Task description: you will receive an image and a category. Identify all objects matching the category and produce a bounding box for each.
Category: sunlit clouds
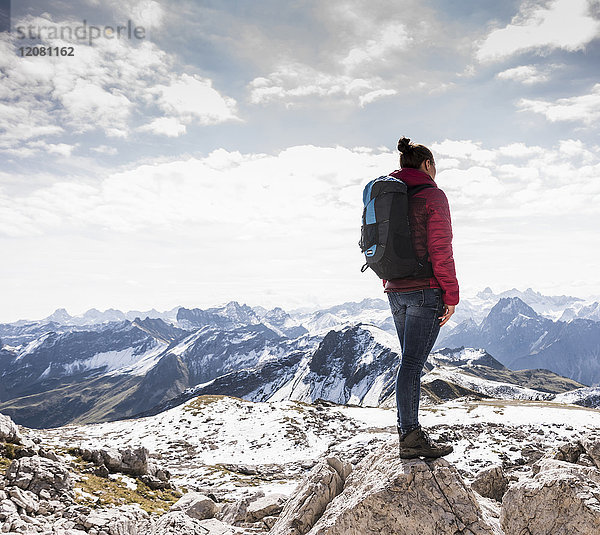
[1,0,600,320]
[476,0,600,62]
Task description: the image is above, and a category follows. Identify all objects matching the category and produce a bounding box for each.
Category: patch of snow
[357,373,388,407]
[63,341,167,377]
[109,473,137,490]
[431,348,488,365]
[35,394,600,501]
[358,324,398,351]
[16,332,53,360]
[169,329,207,356]
[105,342,169,377]
[553,386,600,405]
[422,367,552,401]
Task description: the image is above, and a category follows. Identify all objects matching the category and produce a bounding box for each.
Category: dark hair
[397,137,434,169]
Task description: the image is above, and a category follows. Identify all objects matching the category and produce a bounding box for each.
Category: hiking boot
[398,426,453,459]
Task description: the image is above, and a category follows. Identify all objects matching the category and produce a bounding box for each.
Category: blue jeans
[387,288,444,434]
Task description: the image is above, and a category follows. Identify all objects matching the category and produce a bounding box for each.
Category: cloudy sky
[1,0,599,322]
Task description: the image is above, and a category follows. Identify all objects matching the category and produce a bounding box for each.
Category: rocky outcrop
[10,407,600,535]
[304,439,496,535]
[0,413,22,444]
[581,435,600,468]
[80,504,152,534]
[153,512,247,534]
[553,440,586,463]
[501,437,600,535]
[502,457,600,534]
[269,457,352,535]
[5,455,73,500]
[245,493,287,523]
[151,510,209,534]
[79,446,149,475]
[169,492,218,520]
[218,490,264,526]
[76,445,172,489]
[471,465,509,502]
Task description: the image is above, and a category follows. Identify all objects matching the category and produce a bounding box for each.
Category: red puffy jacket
[383,168,459,306]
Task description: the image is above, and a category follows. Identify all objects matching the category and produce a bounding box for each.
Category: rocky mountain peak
[485,297,539,324]
[476,286,495,299]
[176,301,261,329]
[44,308,72,324]
[223,301,257,320]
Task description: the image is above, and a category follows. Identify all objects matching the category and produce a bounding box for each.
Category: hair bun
[397,137,412,153]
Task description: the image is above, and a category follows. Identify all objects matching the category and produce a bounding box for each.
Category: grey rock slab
[269,457,352,535]
[169,492,218,520]
[4,456,72,499]
[197,517,248,534]
[93,448,123,473]
[245,493,287,522]
[307,439,495,535]
[263,515,278,529]
[216,490,265,526]
[140,474,172,490]
[553,441,585,463]
[501,457,600,535]
[81,505,150,535]
[119,447,149,476]
[581,435,600,469]
[0,413,22,444]
[0,498,19,516]
[7,487,39,513]
[471,465,509,502]
[150,511,213,534]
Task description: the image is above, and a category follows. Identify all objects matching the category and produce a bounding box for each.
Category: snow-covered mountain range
[438,297,600,385]
[1,289,599,429]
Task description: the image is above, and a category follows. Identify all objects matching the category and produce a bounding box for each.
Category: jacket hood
[389,168,437,188]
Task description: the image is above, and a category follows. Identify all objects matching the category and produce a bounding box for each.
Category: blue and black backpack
[359,176,434,280]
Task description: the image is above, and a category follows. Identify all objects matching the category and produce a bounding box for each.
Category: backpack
[359,176,434,280]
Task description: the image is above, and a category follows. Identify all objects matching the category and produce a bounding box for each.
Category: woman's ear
[422,159,436,180]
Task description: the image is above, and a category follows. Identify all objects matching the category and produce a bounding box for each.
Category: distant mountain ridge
[7,287,599,333]
[1,290,599,428]
[138,329,585,419]
[439,296,600,385]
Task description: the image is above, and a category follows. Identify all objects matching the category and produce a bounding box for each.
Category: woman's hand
[439,304,455,327]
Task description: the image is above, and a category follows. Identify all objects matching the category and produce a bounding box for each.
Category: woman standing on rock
[384,137,459,459]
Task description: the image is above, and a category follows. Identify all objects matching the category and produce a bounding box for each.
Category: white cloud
[129,0,165,29]
[138,117,187,137]
[431,140,497,164]
[358,89,397,107]
[496,65,552,85]
[497,143,545,158]
[91,145,119,155]
[248,63,387,105]
[247,5,418,106]
[4,140,599,239]
[149,73,239,127]
[476,0,600,62]
[85,0,165,29]
[0,145,394,237]
[2,139,600,316]
[25,141,78,157]
[0,13,238,153]
[558,139,596,162]
[517,83,600,125]
[340,22,412,70]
